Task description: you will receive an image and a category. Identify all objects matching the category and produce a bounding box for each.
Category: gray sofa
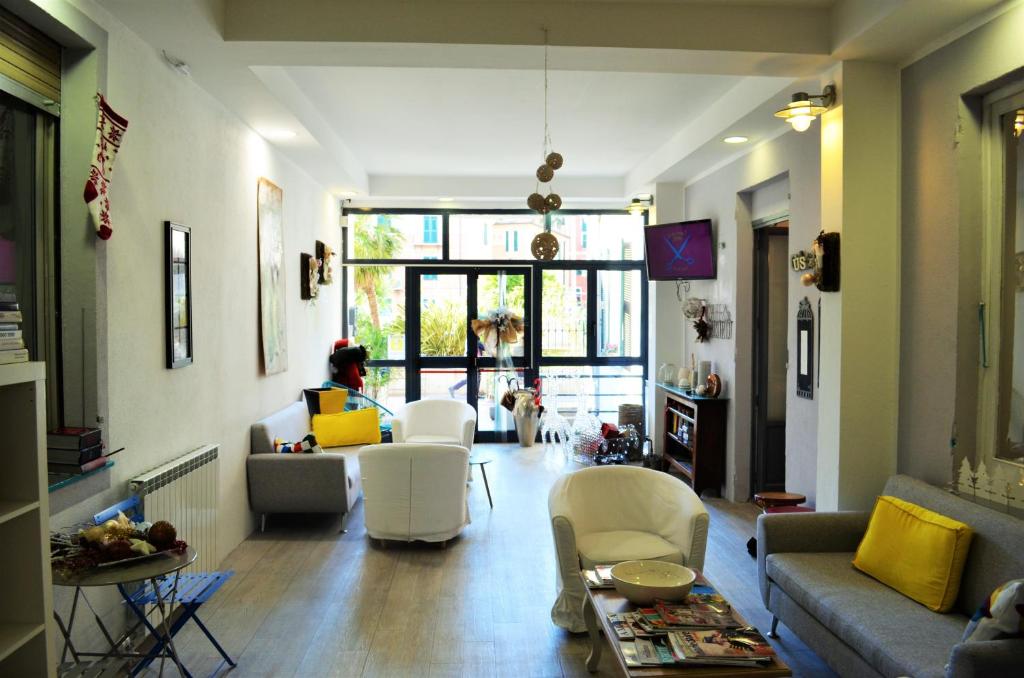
[757,474,1024,678]
[247,401,363,531]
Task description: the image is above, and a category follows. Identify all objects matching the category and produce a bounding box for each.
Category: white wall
[677,130,821,503]
[50,0,341,556]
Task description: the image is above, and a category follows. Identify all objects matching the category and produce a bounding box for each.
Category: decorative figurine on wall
[316,240,335,284]
[300,253,320,300]
[796,297,814,399]
[801,231,840,292]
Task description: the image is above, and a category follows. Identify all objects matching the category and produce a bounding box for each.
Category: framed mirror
[165,221,192,368]
[797,297,813,399]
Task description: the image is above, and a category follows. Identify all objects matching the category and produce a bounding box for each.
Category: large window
[343,209,647,437]
[0,90,59,426]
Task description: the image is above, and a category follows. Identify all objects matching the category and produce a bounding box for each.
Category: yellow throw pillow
[853,495,973,612]
[312,408,381,448]
[318,388,349,414]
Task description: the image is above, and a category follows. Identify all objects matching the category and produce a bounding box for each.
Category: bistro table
[52,547,197,676]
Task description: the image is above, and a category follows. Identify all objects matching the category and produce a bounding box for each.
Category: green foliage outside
[420,301,467,357]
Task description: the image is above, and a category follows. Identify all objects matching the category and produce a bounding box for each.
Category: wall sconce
[1015,110,1023,138]
[775,85,836,132]
[627,194,653,216]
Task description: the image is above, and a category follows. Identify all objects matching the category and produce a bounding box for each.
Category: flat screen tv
[644,219,716,281]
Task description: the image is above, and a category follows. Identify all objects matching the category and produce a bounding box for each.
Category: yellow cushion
[312,408,381,448]
[853,495,973,612]
[318,388,349,414]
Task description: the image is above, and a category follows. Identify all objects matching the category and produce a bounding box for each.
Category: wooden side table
[753,491,807,512]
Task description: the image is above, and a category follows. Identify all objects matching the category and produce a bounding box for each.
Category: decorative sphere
[527,193,545,211]
[801,272,817,287]
[545,193,562,210]
[546,152,564,170]
[531,232,560,260]
[536,164,554,182]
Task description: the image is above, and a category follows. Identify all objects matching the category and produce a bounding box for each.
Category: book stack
[609,585,777,669]
[0,284,27,365]
[47,427,106,476]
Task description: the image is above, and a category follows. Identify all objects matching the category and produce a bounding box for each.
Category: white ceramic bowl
[610,560,697,605]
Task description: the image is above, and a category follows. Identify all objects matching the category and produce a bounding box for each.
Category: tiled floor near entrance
[164,444,834,677]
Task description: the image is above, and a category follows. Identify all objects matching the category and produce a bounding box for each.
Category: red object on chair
[330,338,364,391]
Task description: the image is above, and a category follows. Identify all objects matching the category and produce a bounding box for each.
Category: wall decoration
[801,231,840,292]
[693,306,711,343]
[316,240,335,284]
[955,457,1024,515]
[165,221,192,369]
[300,253,320,300]
[790,249,816,272]
[257,178,288,375]
[84,94,129,240]
[797,297,814,399]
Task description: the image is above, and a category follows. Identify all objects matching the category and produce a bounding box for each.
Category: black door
[406,267,532,442]
[751,224,788,494]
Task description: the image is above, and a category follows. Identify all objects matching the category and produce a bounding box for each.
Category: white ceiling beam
[368,175,626,202]
[223,0,832,55]
[624,76,794,193]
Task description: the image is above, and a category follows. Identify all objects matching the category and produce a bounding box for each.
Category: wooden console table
[654,382,728,497]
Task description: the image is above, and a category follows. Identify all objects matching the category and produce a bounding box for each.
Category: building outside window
[423,215,439,244]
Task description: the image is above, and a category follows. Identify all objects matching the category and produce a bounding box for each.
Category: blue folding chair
[94,496,237,675]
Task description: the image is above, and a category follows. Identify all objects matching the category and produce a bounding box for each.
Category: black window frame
[341,207,649,426]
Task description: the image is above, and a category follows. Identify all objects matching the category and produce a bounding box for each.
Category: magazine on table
[669,628,776,664]
[582,564,615,588]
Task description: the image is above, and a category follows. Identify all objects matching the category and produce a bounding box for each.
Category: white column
[816,61,900,510]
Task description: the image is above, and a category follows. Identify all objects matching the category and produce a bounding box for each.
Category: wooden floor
[162,444,835,677]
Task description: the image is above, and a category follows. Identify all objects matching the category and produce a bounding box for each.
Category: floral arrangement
[51,512,187,576]
[470,308,524,357]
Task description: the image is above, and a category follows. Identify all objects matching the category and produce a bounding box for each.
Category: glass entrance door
[409,267,531,442]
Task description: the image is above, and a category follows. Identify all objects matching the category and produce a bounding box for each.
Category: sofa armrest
[946,639,1024,677]
[246,453,350,514]
[756,511,870,606]
[461,415,477,450]
[391,416,406,443]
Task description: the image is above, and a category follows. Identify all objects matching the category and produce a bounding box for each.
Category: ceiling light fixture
[257,127,297,141]
[775,85,836,132]
[528,28,563,262]
[626,194,653,216]
[723,136,749,144]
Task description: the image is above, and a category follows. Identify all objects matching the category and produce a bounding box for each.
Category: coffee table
[581,571,791,677]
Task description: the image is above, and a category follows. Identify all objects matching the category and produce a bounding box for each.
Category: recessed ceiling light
[723,136,749,144]
[256,127,296,141]
[438,197,454,202]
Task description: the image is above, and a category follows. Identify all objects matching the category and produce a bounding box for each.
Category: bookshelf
[654,382,728,498]
[0,362,55,676]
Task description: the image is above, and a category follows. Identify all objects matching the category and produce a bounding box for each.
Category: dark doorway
[751,222,789,494]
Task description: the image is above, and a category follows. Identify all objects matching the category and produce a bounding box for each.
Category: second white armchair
[391,399,477,451]
[548,465,710,632]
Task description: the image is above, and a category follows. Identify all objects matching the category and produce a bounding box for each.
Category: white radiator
[129,444,219,572]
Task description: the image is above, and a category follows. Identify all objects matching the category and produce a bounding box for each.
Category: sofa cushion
[313,408,381,447]
[767,551,967,678]
[853,495,974,612]
[577,530,683,569]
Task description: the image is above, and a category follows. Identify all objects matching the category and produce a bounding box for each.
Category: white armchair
[548,465,709,632]
[360,443,471,543]
[391,399,477,450]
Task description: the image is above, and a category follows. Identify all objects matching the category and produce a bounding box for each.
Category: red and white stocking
[83,94,129,240]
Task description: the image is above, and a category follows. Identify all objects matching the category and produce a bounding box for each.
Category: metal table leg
[479,464,494,508]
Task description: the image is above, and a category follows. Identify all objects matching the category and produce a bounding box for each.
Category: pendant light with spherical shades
[528,29,563,259]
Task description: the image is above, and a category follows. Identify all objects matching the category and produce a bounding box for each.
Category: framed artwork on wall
[257,177,288,375]
[165,221,193,368]
[797,297,814,399]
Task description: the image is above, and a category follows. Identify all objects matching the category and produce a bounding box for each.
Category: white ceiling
[96,0,1011,204]
[278,66,752,177]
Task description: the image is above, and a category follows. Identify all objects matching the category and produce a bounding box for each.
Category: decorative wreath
[471,308,525,357]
